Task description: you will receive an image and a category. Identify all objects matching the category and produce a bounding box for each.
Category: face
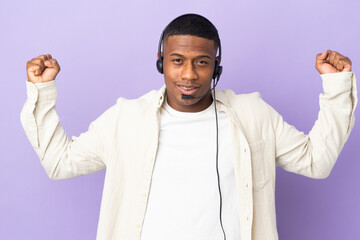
[162,35,218,112]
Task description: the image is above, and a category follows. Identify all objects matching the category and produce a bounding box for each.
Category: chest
[157,108,234,181]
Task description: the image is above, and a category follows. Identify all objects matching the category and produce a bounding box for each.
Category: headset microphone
[181,94,196,100]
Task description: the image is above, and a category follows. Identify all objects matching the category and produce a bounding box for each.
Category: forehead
[163,35,217,56]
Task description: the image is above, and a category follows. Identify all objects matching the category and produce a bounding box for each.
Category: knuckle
[27,61,36,67]
[32,58,44,64]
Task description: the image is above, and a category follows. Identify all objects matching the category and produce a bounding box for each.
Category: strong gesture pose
[21,14,357,240]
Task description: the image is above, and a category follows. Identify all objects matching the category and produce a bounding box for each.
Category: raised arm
[274,50,357,178]
[21,54,106,180]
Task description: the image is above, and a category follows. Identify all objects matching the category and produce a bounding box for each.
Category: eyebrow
[169,53,212,59]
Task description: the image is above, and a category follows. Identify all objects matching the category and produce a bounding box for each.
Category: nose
[180,61,198,81]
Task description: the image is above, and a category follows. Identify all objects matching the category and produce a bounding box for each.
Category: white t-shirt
[141,99,241,240]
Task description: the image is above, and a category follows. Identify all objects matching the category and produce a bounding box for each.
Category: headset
[156,14,227,240]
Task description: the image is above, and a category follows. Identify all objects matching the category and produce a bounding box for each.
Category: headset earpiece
[156,56,164,74]
[213,60,223,80]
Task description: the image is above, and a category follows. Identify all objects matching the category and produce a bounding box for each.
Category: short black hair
[163,13,220,49]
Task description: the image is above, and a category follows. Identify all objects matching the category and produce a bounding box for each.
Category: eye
[197,60,209,66]
[172,59,183,64]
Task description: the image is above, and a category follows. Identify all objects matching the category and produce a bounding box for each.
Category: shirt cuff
[320,72,354,93]
[26,80,57,102]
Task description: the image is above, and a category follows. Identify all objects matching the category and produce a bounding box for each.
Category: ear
[157,52,164,59]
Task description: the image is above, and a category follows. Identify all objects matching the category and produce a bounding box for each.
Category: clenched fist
[316,50,352,74]
[26,54,61,84]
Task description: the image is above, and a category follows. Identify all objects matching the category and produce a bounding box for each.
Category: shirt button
[142,192,147,197]
[246,183,249,188]
[136,223,141,228]
[244,148,247,153]
[246,216,249,221]
[149,157,154,162]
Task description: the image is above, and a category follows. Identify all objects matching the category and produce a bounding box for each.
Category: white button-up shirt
[20,72,357,240]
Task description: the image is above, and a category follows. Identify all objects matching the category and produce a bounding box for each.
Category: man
[21,14,357,240]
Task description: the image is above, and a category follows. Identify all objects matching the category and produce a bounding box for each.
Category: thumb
[316,50,329,64]
[44,60,52,66]
[44,59,61,72]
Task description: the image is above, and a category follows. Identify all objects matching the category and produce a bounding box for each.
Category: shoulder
[115,88,160,111]
[219,89,268,110]
[92,88,162,127]
[219,89,274,121]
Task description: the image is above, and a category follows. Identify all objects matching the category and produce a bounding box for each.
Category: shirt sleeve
[20,80,106,180]
[273,72,357,179]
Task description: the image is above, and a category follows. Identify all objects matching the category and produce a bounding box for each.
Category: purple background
[1,0,359,239]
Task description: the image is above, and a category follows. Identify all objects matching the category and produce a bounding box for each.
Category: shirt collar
[213,87,229,107]
[155,85,167,109]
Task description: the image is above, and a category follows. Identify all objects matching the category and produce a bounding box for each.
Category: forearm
[20,80,105,180]
[21,80,59,159]
[275,72,357,178]
[308,71,357,176]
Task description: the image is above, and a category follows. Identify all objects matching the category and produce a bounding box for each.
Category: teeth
[180,86,196,90]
